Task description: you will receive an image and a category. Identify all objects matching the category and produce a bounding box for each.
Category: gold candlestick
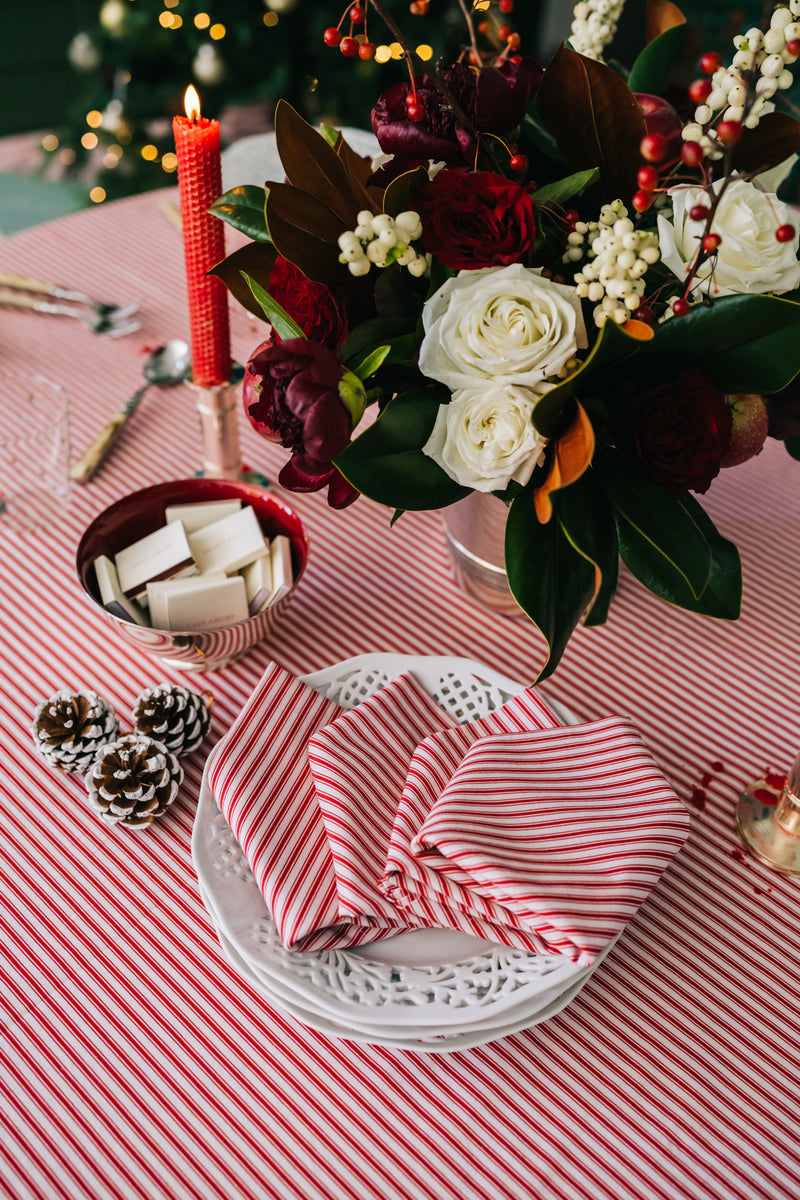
[736,751,800,875]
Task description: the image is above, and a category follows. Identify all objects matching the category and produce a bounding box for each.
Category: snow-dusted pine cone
[132,684,210,756]
[85,733,183,829]
[32,690,119,774]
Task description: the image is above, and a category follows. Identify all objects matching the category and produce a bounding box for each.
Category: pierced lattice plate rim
[192,653,604,1037]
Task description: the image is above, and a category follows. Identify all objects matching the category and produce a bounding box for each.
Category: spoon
[69,340,191,484]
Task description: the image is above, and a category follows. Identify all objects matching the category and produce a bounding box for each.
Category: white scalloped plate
[193,654,610,1047]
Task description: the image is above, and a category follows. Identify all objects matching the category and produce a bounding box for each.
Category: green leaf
[338,317,415,367]
[627,25,684,94]
[531,168,599,208]
[318,122,339,148]
[335,386,471,511]
[593,448,712,599]
[505,485,597,682]
[533,316,653,437]
[616,493,741,619]
[241,272,305,340]
[210,186,271,243]
[555,473,619,627]
[636,294,800,394]
[786,436,800,461]
[536,45,647,205]
[352,345,391,380]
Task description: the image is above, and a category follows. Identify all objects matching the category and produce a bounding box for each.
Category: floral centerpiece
[211,0,800,679]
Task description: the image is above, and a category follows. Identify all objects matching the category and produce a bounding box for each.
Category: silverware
[0,271,138,322]
[69,340,191,483]
[0,289,141,336]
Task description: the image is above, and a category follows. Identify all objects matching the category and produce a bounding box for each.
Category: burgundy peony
[245,338,360,508]
[623,367,733,494]
[414,169,535,269]
[268,256,349,350]
[371,58,542,169]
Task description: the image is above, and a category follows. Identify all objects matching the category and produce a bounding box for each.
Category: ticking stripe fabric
[307,671,456,927]
[403,719,691,965]
[3,192,800,1200]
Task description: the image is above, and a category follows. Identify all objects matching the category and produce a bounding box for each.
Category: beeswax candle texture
[173,114,231,388]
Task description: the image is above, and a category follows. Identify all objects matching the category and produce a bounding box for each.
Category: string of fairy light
[40,0,436,204]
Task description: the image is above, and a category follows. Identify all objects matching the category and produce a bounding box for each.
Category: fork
[0,271,138,322]
[0,289,141,336]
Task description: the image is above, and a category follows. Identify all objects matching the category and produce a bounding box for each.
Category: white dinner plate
[192,654,608,1049]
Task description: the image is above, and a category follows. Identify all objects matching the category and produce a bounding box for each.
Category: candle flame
[184,85,201,121]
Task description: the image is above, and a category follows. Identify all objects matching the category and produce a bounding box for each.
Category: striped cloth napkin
[307,671,457,928]
[383,714,691,966]
[208,662,422,952]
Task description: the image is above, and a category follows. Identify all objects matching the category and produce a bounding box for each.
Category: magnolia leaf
[531,168,599,208]
[635,294,800,394]
[555,472,619,626]
[646,0,686,41]
[533,317,653,437]
[786,436,800,461]
[383,166,430,218]
[594,448,711,599]
[534,401,596,523]
[617,493,741,619]
[208,242,277,319]
[265,183,347,283]
[627,24,685,94]
[336,385,471,510]
[210,186,271,243]
[505,485,597,682]
[732,112,800,177]
[536,45,647,205]
[333,131,384,212]
[352,345,391,380]
[241,272,305,340]
[274,99,363,227]
[338,317,416,367]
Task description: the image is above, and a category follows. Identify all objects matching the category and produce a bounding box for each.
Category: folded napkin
[384,712,691,965]
[307,671,457,927]
[208,663,418,952]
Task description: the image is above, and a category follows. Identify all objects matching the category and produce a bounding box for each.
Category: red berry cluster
[324,3,375,60]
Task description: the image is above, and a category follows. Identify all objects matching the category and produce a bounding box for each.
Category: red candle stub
[173,86,231,388]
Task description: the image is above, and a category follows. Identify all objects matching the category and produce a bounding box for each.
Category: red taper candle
[173,86,231,388]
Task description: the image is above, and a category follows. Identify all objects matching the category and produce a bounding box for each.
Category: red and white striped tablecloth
[1,192,799,1200]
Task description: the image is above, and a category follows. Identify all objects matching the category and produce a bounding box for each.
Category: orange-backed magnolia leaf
[732,111,800,176]
[646,0,686,42]
[536,46,646,205]
[265,183,348,283]
[620,318,655,342]
[208,242,277,319]
[334,131,383,213]
[274,99,363,228]
[534,402,596,524]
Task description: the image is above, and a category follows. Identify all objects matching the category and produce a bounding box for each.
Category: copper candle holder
[736,751,800,876]
[192,368,243,480]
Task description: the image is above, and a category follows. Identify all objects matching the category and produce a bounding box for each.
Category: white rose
[658,177,800,297]
[422,384,549,493]
[418,264,588,390]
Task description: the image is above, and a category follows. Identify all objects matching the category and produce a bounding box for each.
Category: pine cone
[132,684,210,756]
[85,733,183,829]
[32,690,119,774]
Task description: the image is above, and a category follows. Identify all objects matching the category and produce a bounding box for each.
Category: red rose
[414,170,535,269]
[623,367,733,494]
[268,256,349,350]
[245,338,360,508]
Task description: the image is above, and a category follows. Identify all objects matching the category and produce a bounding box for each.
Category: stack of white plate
[192,654,612,1053]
